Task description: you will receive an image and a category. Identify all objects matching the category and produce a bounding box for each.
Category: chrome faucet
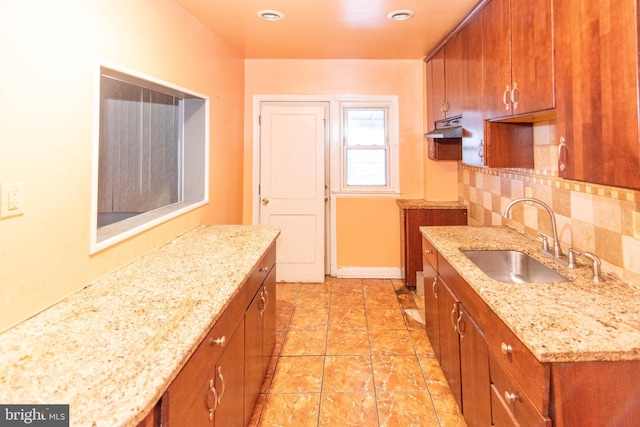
[503,197,565,263]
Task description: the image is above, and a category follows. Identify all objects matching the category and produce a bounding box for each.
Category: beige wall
[0,0,245,332]
[243,59,458,269]
[460,121,640,288]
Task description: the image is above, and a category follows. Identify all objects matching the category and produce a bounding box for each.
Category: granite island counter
[0,225,280,427]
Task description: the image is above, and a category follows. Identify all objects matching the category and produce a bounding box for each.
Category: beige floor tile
[366,308,407,330]
[364,292,400,308]
[328,306,367,330]
[329,290,365,309]
[277,283,300,304]
[325,330,370,355]
[296,292,331,309]
[298,282,332,292]
[322,355,374,392]
[281,330,327,356]
[430,390,466,427]
[276,306,294,331]
[318,392,378,426]
[419,356,448,386]
[289,308,329,331]
[257,393,321,427]
[372,355,428,392]
[376,391,440,426]
[269,356,324,393]
[331,278,363,292]
[409,330,436,358]
[369,329,416,355]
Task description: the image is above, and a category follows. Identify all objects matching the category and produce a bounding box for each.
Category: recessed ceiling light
[257,10,285,21]
[387,9,414,21]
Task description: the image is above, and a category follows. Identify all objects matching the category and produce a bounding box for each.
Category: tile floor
[248,277,467,427]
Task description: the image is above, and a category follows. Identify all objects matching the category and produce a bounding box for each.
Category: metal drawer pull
[501,342,513,355]
[211,336,226,346]
[450,304,458,331]
[425,249,433,254]
[432,277,438,299]
[207,379,218,420]
[216,366,225,405]
[504,391,519,404]
[259,266,269,272]
[503,85,511,111]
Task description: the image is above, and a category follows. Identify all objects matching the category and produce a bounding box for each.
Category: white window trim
[89,62,209,254]
[334,96,400,196]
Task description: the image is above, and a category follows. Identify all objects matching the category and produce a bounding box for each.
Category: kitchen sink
[462,250,570,284]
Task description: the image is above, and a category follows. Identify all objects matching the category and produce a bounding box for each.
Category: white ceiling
[174,0,482,59]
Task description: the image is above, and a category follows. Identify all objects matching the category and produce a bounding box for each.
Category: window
[91,65,208,253]
[340,99,399,194]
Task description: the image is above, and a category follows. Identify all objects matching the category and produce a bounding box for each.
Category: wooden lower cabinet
[422,236,640,426]
[458,305,491,427]
[422,254,440,362]
[244,266,276,424]
[162,245,276,427]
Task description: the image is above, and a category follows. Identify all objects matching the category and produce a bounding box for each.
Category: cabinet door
[460,11,485,167]
[262,267,277,375]
[444,32,463,118]
[437,278,462,408]
[482,0,512,119]
[458,305,491,427]
[431,49,446,122]
[555,0,640,190]
[510,0,554,115]
[244,287,265,424]
[214,322,245,427]
[423,255,440,361]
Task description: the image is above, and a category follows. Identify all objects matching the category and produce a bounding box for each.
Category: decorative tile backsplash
[458,121,640,289]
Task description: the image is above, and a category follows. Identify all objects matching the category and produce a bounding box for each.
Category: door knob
[261,198,269,205]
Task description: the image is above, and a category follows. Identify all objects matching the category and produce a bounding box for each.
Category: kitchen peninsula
[0,225,280,427]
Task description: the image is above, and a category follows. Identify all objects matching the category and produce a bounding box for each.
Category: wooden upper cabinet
[555,0,640,190]
[483,0,554,119]
[460,12,485,167]
[444,32,463,118]
[427,34,462,125]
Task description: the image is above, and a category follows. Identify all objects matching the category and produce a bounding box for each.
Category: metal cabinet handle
[259,266,269,272]
[424,248,433,254]
[263,286,269,308]
[456,311,465,341]
[511,82,520,111]
[432,277,438,299]
[207,378,218,420]
[501,342,513,355]
[478,140,485,160]
[503,85,511,111]
[443,98,449,115]
[211,336,226,347]
[259,293,266,317]
[450,303,458,331]
[504,390,519,404]
[558,136,568,172]
[216,366,225,405]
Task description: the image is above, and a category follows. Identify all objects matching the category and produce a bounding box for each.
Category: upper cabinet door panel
[510,0,554,114]
[445,32,463,118]
[482,0,512,119]
[461,12,485,167]
[431,49,446,123]
[555,0,640,190]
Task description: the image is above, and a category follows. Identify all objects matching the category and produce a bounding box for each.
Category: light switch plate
[0,181,25,219]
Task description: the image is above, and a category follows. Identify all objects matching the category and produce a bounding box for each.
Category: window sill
[332,190,401,198]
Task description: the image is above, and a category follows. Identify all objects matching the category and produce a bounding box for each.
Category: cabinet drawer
[485,310,549,414]
[245,244,276,300]
[490,354,552,427]
[422,236,438,270]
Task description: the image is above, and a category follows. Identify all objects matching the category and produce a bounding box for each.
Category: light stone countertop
[420,225,640,363]
[396,199,467,210]
[0,225,280,427]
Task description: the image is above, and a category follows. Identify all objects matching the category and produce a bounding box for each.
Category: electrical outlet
[0,182,25,219]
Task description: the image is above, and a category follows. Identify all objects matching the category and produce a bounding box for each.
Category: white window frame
[336,97,400,195]
[89,62,209,254]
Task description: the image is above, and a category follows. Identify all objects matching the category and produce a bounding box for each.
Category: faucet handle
[584,252,601,283]
[537,232,551,255]
[567,247,581,269]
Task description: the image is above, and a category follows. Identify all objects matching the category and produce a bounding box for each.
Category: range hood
[424,116,462,139]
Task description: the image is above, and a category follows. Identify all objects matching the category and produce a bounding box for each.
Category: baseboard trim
[335,267,403,279]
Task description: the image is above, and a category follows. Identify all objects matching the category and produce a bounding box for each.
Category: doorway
[257,101,330,282]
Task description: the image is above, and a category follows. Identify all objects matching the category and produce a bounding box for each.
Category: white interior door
[259,102,327,282]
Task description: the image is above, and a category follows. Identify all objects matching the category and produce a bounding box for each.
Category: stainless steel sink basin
[462,250,570,283]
